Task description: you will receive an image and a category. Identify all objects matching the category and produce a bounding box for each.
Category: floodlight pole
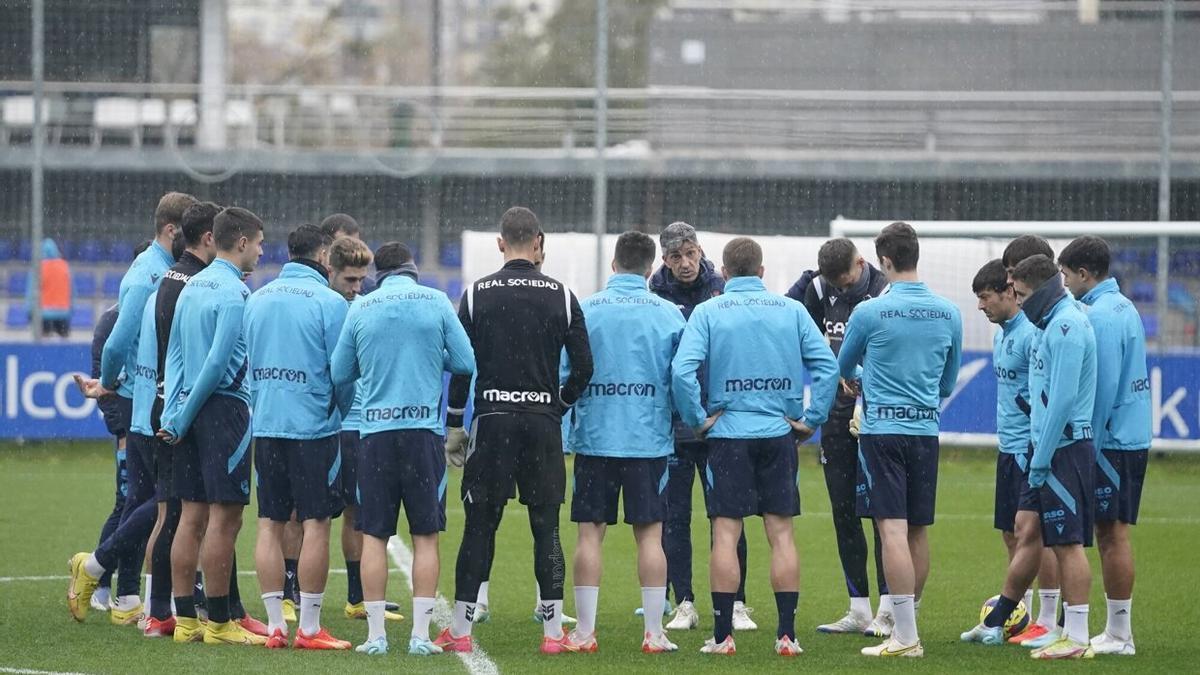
[1157,0,1174,351]
[593,0,609,291]
[29,0,45,342]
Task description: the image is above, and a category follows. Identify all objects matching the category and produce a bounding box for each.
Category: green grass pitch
[1,442,1197,673]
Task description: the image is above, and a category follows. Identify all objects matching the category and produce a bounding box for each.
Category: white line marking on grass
[0,662,92,667]
[0,575,69,583]
[387,535,499,675]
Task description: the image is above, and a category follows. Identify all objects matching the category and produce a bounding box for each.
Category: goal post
[828,218,1200,452]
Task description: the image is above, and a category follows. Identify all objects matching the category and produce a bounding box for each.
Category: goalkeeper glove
[849,405,862,438]
[444,427,468,467]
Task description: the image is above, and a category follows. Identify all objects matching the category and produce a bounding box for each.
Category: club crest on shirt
[1060,323,1070,335]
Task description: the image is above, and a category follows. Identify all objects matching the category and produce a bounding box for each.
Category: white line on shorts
[387,535,499,675]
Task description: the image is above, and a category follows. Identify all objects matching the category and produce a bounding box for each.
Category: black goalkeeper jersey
[448,259,593,424]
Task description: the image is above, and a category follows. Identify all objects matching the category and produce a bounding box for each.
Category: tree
[480,0,667,88]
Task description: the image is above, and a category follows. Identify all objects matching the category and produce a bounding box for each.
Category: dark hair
[133,239,152,258]
[1002,234,1053,270]
[613,231,656,274]
[288,224,332,261]
[972,258,1010,295]
[874,222,919,272]
[374,242,413,272]
[817,238,858,280]
[499,206,540,246]
[1011,254,1059,288]
[330,237,372,270]
[180,201,222,247]
[1058,235,1110,279]
[154,192,198,234]
[320,213,361,239]
[213,207,264,252]
[722,237,763,277]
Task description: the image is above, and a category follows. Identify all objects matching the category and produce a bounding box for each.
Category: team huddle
[65,193,1147,661]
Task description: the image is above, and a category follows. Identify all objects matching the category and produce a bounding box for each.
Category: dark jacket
[649,257,725,442]
[91,304,123,436]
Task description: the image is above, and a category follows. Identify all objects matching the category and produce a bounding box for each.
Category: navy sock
[208,595,231,624]
[984,595,1019,628]
[712,592,736,643]
[228,558,245,618]
[284,558,300,603]
[775,591,798,640]
[346,560,364,605]
[150,597,172,620]
[174,595,196,619]
[736,534,749,603]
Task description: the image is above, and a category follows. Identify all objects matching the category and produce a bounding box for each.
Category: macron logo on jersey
[364,405,433,422]
[482,389,553,404]
[724,377,792,393]
[586,382,657,397]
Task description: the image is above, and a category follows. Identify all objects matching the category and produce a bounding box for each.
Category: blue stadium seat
[0,239,13,262]
[439,242,462,268]
[1129,280,1156,304]
[1170,250,1200,277]
[445,279,463,301]
[105,240,133,263]
[5,305,28,328]
[262,242,289,265]
[1141,313,1159,339]
[6,273,28,298]
[16,240,33,261]
[78,239,104,264]
[71,306,94,329]
[102,271,124,298]
[73,272,97,298]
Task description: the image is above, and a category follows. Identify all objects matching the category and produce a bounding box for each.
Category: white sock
[541,599,565,639]
[452,601,475,637]
[1037,588,1060,629]
[93,586,111,607]
[574,586,599,637]
[850,596,872,620]
[1064,602,1089,644]
[477,581,490,606]
[1022,588,1034,615]
[299,591,323,636]
[84,553,106,578]
[411,597,435,641]
[262,592,285,633]
[877,593,893,616]
[365,600,387,641]
[642,586,667,636]
[890,594,918,646]
[113,594,140,611]
[143,574,152,608]
[1106,596,1132,640]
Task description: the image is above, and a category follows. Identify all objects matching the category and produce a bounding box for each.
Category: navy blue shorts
[1095,449,1148,525]
[172,395,252,505]
[1021,440,1095,547]
[254,435,344,522]
[994,451,1030,532]
[571,455,669,525]
[704,434,800,519]
[154,440,173,501]
[338,430,361,507]
[358,429,447,538]
[112,395,133,439]
[125,432,160,506]
[856,434,939,526]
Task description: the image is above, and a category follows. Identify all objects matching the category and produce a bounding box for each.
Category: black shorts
[856,434,939,526]
[994,451,1030,532]
[571,455,669,525]
[1095,449,1148,525]
[339,430,361,507]
[358,429,447,538]
[125,432,159,505]
[255,436,344,522]
[1019,440,1095,547]
[112,395,133,439]
[172,395,252,505]
[704,434,800,519]
[154,440,174,501]
[462,412,565,507]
